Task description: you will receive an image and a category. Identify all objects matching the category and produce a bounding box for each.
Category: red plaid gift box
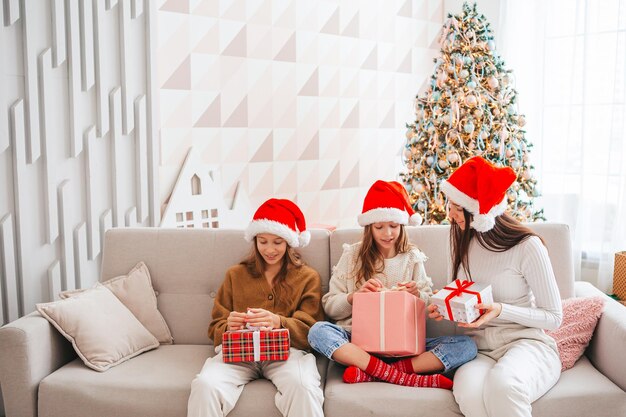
[222,329,290,363]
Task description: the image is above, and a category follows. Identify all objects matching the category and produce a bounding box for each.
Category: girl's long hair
[450,211,542,281]
[354,224,412,288]
[240,238,304,305]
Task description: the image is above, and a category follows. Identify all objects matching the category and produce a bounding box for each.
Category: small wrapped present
[352,290,426,357]
[222,328,290,363]
[430,279,493,324]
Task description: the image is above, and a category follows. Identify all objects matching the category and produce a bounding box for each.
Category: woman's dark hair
[450,211,543,281]
[240,237,304,305]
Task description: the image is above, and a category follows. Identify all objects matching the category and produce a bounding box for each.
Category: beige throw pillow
[37,285,159,372]
[60,262,173,344]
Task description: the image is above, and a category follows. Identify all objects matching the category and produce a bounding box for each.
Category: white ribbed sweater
[322,242,433,331]
[451,236,563,330]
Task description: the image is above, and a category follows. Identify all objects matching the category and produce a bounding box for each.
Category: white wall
[157,0,446,228]
[0,1,160,325]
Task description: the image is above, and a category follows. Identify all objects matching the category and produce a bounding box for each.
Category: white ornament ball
[404,148,412,159]
[506,149,513,158]
[460,69,469,79]
[500,128,509,141]
[511,160,521,169]
[465,95,478,107]
[523,170,532,180]
[518,115,526,127]
[480,130,489,140]
[474,108,483,118]
[447,153,459,163]
[426,156,434,166]
[488,76,499,90]
[438,159,449,169]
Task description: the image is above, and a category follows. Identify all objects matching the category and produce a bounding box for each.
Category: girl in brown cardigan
[187,199,324,417]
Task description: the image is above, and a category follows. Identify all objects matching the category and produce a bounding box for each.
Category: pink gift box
[352,290,426,357]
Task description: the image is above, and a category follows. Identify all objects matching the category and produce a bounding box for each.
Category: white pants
[187,348,324,417]
[453,327,561,417]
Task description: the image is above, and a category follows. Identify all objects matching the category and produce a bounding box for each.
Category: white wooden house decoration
[160,147,252,229]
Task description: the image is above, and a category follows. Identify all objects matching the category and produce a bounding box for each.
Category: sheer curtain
[498,0,626,292]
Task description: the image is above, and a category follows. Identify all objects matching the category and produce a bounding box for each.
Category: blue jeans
[308,321,477,372]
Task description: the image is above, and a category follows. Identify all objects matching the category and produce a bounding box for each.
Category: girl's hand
[227,311,247,331]
[397,281,420,297]
[347,278,383,304]
[245,308,281,330]
[457,303,502,328]
[427,303,444,321]
[358,278,383,293]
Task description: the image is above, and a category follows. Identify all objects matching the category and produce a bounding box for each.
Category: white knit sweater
[451,236,563,330]
[322,242,433,331]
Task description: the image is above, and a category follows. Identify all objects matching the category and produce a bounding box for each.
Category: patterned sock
[359,356,453,389]
[342,358,414,383]
[389,357,415,373]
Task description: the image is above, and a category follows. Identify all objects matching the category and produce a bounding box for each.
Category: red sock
[343,366,376,383]
[364,356,453,389]
[342,358,414,383]
[390,357,414,373]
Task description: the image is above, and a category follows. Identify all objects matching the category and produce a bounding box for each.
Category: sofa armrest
[575,281,626,391]
[0,312,76,417]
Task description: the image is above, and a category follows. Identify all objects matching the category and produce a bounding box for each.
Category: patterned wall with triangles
[158,0,444,227]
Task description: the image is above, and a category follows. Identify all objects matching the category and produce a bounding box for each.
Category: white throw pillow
[60,262,173,344]
[37,285,159,372]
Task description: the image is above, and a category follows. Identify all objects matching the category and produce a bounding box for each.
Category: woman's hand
[427,303,445,321]
[347,278,383,304]
[457,303,502,328]
[227,311,247,331]
[397,281,420,298]
[245,308,281,330]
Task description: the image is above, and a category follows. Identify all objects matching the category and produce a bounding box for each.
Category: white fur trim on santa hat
[244,219,301,247]
[470,197,508,232]
[441,180,508,232]
[358,208,409,227]
[298,230,311,247]
[409,212,423,226]
[440,180,480,214]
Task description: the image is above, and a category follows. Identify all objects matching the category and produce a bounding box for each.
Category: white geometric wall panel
[158,0,444,229]
[0,0,160,326]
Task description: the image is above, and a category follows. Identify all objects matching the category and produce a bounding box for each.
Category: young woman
[435,156,563,417]
[187,199,324,417]
[308,180,477,389]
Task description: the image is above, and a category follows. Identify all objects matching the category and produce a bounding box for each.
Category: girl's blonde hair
[240,238,304,304]
[353,224,412,288]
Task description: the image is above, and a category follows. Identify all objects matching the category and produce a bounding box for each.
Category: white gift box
[430,280,494,324]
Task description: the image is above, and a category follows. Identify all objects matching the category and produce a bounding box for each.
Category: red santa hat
[244,198,310,248]
[441,156,517,232]
[357,180,422,227]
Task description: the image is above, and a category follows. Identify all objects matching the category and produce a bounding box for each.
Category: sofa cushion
[323,356,626,417]
[99,229,331,344]
[532,356,626,417]
[546,296,604,370]
[39,345,329,417]
[36,285,159,372]
[324,361,461,417]
[60,262,174,344]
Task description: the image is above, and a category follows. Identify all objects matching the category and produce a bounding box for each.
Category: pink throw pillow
[546,296,605,371]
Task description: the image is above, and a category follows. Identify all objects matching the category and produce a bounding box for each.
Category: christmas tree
[401,2,544,225]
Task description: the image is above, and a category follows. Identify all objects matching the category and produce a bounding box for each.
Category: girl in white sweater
[308,180,477,389]
[437,156,563,417]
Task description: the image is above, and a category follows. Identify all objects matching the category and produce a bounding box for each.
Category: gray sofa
[1,224,625,417]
